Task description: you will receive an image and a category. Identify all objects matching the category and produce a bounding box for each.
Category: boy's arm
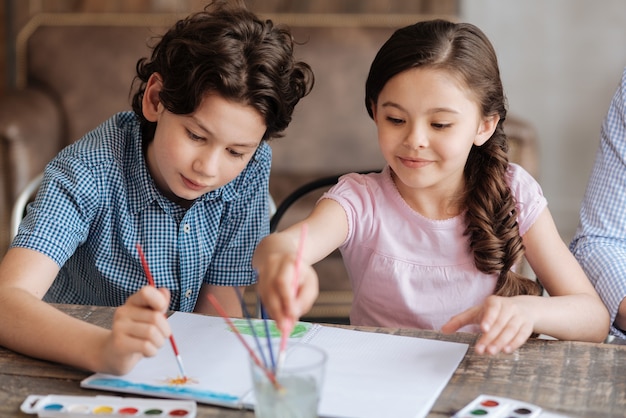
[0,248,106,369]
[0,247,172,374]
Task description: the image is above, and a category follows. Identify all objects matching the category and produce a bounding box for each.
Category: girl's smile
[398,156,434,169]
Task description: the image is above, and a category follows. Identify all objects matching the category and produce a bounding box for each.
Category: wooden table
[1,304,625,417]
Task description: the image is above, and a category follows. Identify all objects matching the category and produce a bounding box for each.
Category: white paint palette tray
[20,394,197,418]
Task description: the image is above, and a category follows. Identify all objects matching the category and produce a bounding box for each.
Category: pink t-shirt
[322,164,547,332]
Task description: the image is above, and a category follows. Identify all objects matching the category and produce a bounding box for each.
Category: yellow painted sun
[163,376,197,386]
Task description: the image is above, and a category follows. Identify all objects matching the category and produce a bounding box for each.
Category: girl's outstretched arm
[442,208,610,353]
[253,198,348,330]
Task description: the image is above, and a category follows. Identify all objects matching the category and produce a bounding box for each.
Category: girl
[254,19,609,354]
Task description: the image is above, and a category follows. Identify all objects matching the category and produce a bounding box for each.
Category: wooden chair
[10,172,43,240]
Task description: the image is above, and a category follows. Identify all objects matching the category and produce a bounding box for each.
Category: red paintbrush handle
[136,243,186,377]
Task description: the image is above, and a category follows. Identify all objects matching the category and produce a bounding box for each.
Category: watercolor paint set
[20,394,197,418]
[453,394,543,418]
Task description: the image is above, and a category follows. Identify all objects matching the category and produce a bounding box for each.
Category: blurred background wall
[0,0,456,96]
[2,0,626,244]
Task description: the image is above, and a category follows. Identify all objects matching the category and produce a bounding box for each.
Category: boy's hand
[441,295,535,355]
[100,285,171,375]
[257,252,318,332]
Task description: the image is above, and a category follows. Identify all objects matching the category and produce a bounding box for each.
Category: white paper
[82,312,468,418]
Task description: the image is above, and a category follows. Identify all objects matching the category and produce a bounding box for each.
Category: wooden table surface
[1,304,625,417]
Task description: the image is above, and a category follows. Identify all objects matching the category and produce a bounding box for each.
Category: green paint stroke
[232,319,311,338]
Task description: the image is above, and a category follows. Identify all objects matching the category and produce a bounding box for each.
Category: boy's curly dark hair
[365,19,541,298]
[131,0,314,143]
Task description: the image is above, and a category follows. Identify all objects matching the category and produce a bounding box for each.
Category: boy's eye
[228,148,245,158]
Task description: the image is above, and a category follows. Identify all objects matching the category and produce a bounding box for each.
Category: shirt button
[183,224,191,233]
[184,289,193,298]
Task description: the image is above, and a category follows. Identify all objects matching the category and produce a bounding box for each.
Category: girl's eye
[386,116,404,125]
[186,129,203,141]
[432,123,451,129]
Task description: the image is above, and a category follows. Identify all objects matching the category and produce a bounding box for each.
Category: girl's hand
[441,295,536,355]
[99,285,172,375]
[254,200,348,332]
[256,251,318,332]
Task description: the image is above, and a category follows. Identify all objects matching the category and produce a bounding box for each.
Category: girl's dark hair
[365,19,541,298]
[131,0,314,143]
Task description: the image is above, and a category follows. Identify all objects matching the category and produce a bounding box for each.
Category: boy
[0,0,313,375]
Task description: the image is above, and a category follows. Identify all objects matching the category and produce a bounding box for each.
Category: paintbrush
[234,287,268,368]
[276,223,308,372]
[136,243,188,380]
[262,306,276,372]
[206,294,282,390]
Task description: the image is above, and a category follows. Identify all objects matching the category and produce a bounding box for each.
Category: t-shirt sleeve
[11,156,99,267]
[506,163,548,236]
[320,172,373,248]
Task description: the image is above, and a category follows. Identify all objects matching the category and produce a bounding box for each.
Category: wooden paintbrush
[136,243,187,380]
[276,223,308,372]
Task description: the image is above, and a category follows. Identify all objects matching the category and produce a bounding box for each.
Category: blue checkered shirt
[570,67,626,338]
[12,112,271,312]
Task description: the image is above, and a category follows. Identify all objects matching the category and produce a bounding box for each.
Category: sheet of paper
[82,312,468,417]
[303,325,468,418]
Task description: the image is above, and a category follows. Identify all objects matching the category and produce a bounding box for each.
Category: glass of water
[250,343,327,418]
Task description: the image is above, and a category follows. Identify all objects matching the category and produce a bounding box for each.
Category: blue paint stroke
[86,378,240,404]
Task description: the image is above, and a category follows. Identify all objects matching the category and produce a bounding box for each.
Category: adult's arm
[570,67,626,339]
